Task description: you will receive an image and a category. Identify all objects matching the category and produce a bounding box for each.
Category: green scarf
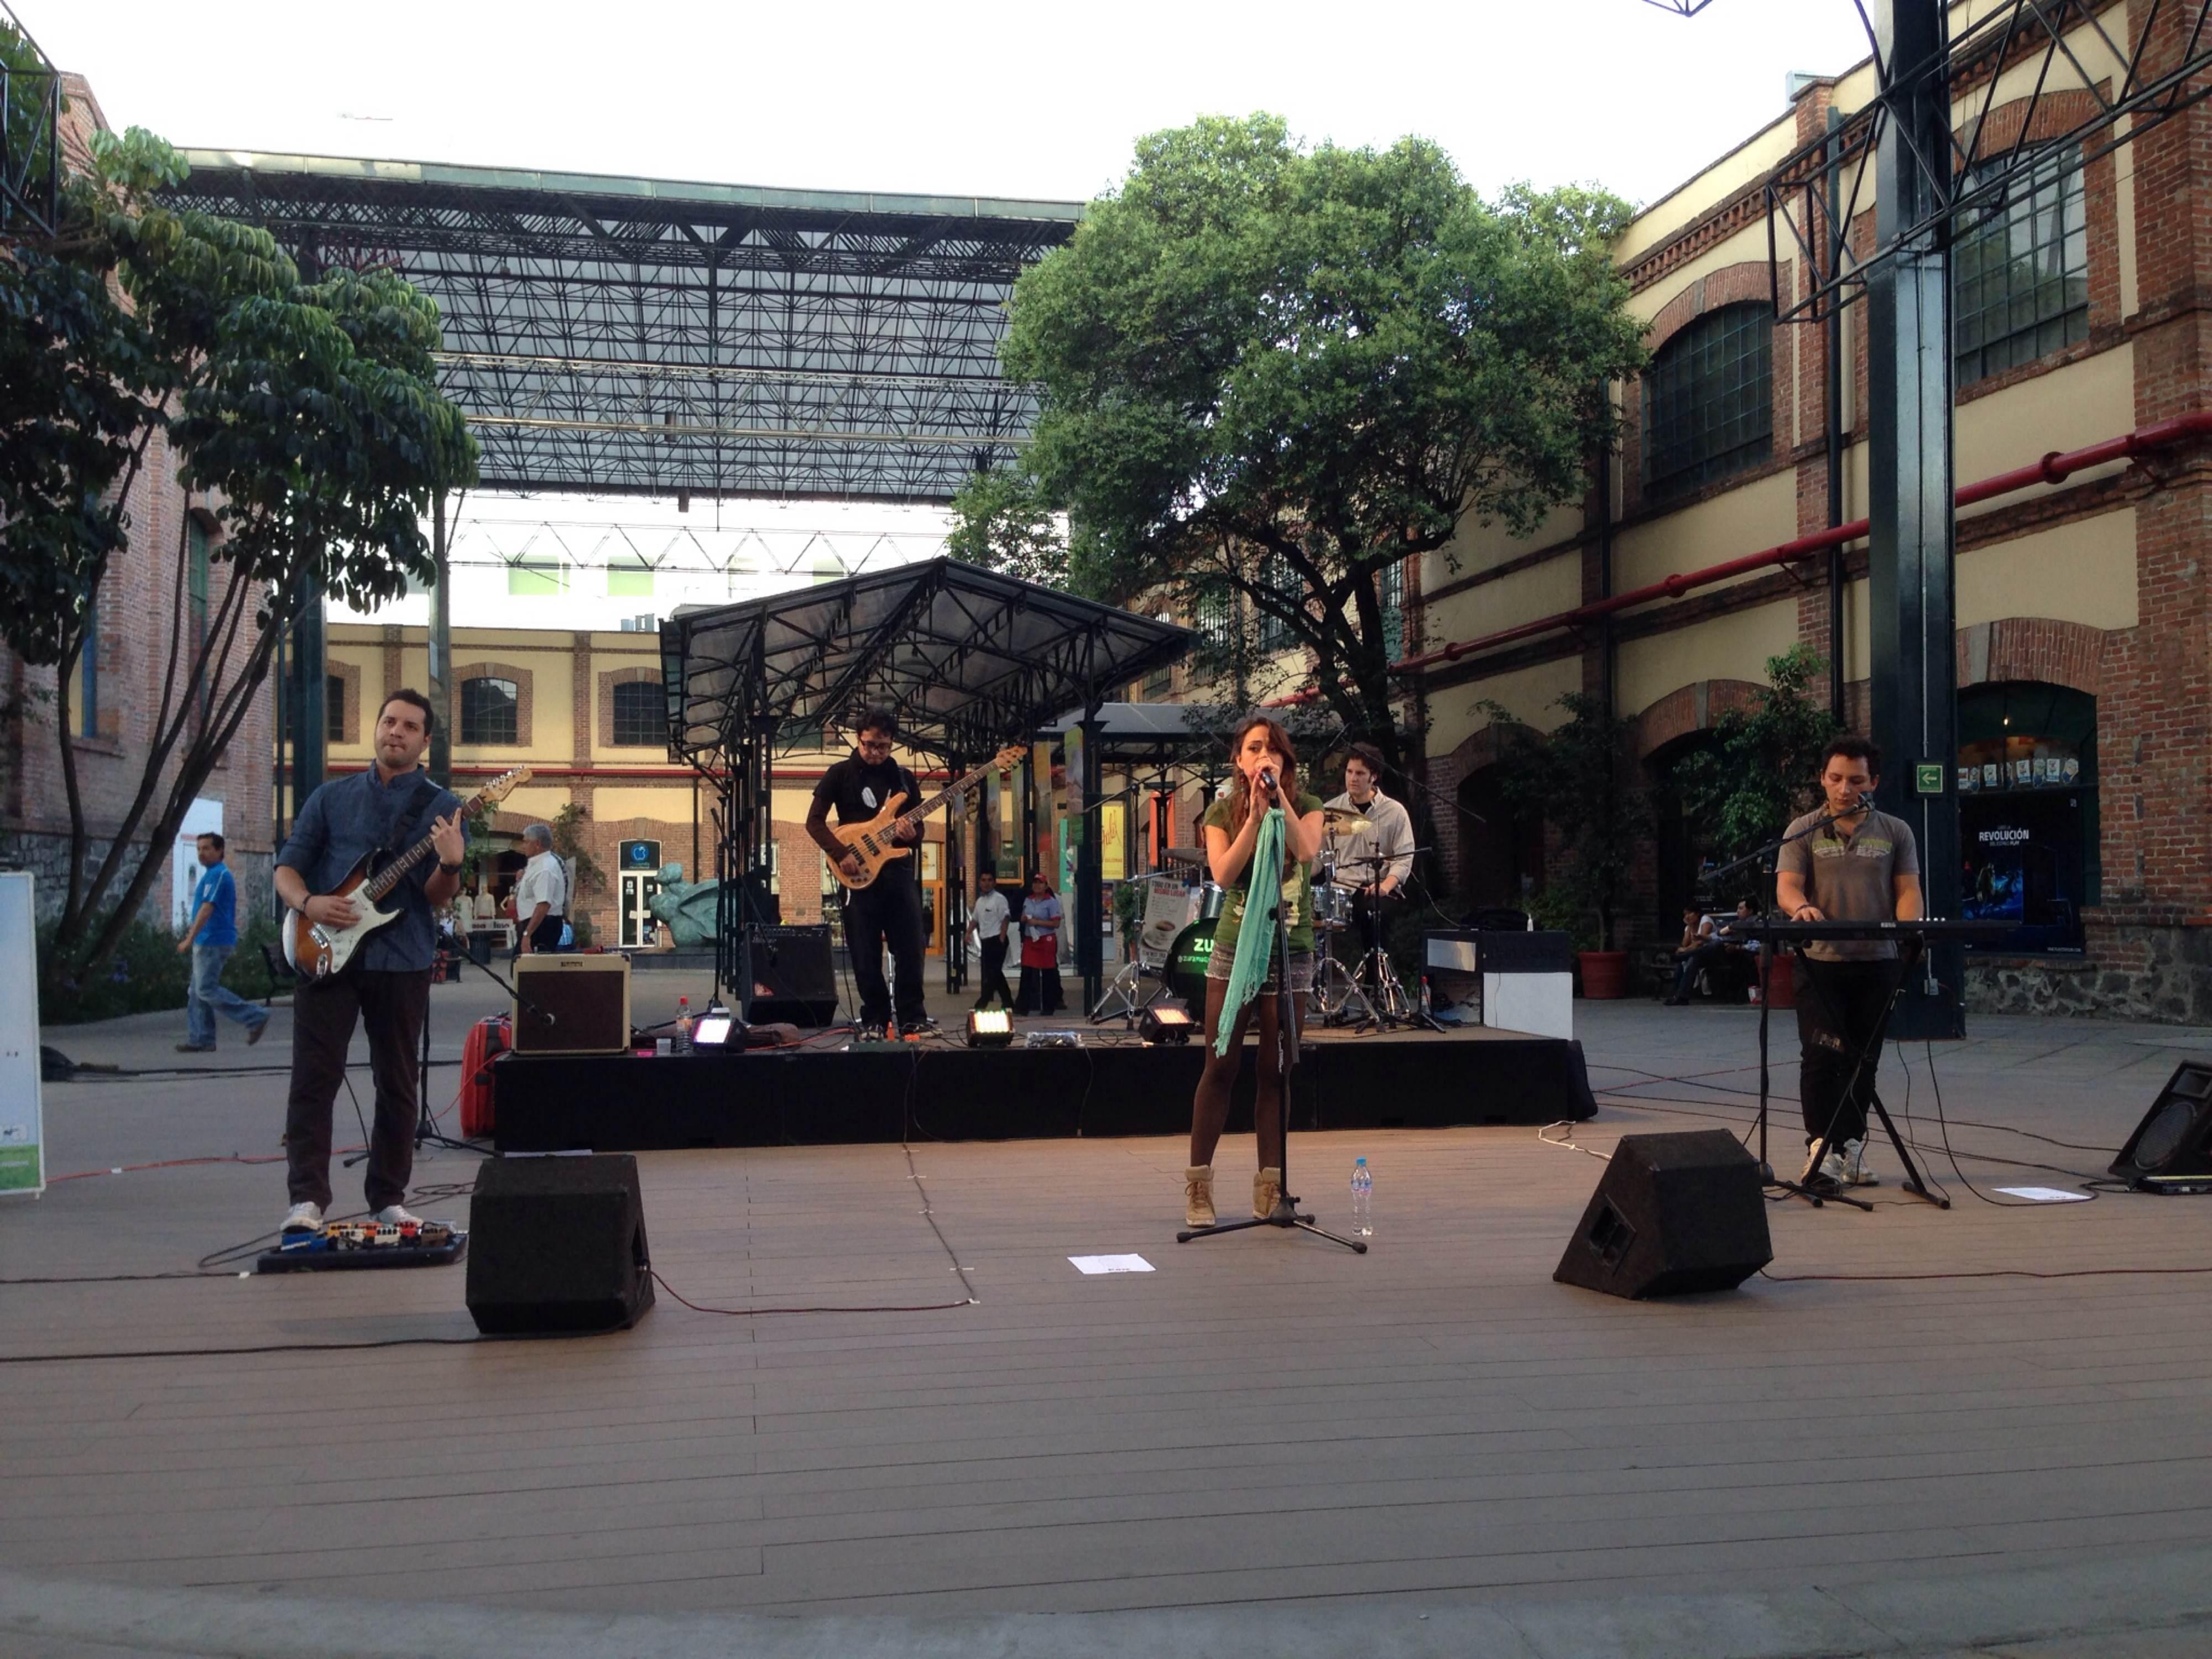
[1213,805,1285,1057]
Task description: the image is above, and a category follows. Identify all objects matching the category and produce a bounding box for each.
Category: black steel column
[293,576,327,808]
[1867,0,1961,1036]
[1075,711,1105,1008]
[427,489,452,789]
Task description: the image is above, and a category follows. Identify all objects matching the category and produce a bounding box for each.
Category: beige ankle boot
[1253,1166,1282,1219]
[1183,1165,1216,1228]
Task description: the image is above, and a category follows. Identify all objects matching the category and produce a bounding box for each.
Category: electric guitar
[828,745,1027,890]
[283,766,533,980]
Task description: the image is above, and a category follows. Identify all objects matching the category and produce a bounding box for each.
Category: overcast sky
[36,0,1876,554]
[44,0,1871,212]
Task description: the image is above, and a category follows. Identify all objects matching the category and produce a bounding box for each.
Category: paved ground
[7,984,2212,1657]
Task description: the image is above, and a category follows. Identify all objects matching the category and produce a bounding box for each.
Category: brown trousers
[285,968,430,1212]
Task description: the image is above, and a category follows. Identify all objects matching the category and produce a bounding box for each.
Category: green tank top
[1203,791,1324,959]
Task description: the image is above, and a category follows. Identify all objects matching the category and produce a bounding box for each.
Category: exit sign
[1914,763,1944,796]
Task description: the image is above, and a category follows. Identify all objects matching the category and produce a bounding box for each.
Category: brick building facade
[1408,5,2212,1021]
[0,76,276,933]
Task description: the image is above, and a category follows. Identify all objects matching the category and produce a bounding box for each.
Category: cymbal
[1321,808,1374,833]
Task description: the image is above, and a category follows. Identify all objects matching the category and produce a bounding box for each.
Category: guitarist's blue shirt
[277,766,465,973]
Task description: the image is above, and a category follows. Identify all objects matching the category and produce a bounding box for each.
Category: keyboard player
[1773,737,1923,1194]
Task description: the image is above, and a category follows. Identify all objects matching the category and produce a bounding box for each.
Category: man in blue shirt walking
[175,832,269,1052]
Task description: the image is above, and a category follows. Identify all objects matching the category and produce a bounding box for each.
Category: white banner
[0,872,44,1196]
[1137,878,1199,969]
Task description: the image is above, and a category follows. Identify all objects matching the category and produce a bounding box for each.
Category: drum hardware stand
[1178,847,1365,1255]
[1089,954,1165,1025]
[1331,846,1447,1034]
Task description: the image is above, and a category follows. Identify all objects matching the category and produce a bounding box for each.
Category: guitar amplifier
[738,925,838,1027]
[512,954,631,1055]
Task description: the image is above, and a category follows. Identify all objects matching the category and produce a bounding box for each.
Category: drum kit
[1087,810,1423,1030]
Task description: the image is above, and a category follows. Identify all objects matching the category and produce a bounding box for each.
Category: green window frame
[1642,302,1773,501]
[607,566,655,598]
[1955,146,2089,387]
[610,680,663,747]
[507,561,566,597]
[460,676,519,745]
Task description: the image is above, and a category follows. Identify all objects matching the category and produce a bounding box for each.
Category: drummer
[1323,743,1416,958]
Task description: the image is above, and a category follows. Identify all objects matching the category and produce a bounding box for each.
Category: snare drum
[1312,883,1354,932]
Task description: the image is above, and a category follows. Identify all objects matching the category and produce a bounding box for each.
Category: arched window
[460,676,519,745]
[1642,302,1773,500]
[1955,147,2088,386]
[610,679,663,747]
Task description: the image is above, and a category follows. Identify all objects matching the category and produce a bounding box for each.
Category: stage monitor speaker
[740,924,837,1026]
[511,954,630,1055]
[466,1153,654,1335]
[2109,1061,2212,1189]
[1554,1130,1771,1300]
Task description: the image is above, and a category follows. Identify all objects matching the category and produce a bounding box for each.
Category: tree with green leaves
[1481,692,1651,953]
[952,114,1647,767]
[1672,644,1843,865]
[1,127,477,992]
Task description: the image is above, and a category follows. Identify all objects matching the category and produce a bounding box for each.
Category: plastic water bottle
[675,996,693,1055]
[1350,1157,1373,1237]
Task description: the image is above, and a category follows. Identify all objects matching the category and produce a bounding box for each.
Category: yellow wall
[1426,656,1584,759]
[1434,499,1584,583]
[1955,347,2135,518]
[591,786,696,824]
[1616,600,1799,722]
[1959,508,2139,631]
[1421,551,1585,658]
[1611,468,1798,599]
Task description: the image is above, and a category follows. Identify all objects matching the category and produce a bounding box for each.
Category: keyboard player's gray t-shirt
[1776,807,1920,962]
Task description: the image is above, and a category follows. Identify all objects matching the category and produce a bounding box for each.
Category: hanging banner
[0,872,44,1196]
[1100,800,1126,879]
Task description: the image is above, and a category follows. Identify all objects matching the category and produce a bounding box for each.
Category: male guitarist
[273,688,466,1233]
[807,707,931,1040]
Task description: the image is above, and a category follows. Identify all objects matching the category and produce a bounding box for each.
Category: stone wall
[1965,915,2212,1025]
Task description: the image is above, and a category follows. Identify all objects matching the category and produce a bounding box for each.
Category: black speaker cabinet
[1554,1130,1772,1299]
[466,1154,654,1335]
[740,924,837,1026]
[511,955,630,1055]
[2110,1061,2212,1189]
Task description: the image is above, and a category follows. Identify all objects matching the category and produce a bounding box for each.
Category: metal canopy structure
[165,151,1084,503]
[662,557,1191,995]
[665,557,1192,764]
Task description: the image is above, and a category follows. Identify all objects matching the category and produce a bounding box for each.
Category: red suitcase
[460,1014,510,1138]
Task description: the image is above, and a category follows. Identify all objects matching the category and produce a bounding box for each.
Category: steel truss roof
[164,152,1083,503]
[663,558,1193,763]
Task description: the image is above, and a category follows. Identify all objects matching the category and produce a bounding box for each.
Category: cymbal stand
[1089,953,1163,1024]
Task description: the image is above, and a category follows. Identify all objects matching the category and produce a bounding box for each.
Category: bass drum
[1165,917,1218,1007]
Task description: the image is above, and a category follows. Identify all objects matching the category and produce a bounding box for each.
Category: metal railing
[0,0,60,234]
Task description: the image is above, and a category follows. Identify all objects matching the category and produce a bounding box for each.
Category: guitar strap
[379,775,446,860]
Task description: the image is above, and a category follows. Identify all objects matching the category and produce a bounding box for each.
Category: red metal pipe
[1266,411,2212,706]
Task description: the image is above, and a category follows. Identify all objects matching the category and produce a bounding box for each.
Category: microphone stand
[1179,790,1365,1254]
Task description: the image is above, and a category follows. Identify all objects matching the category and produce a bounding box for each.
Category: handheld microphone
[1258,766,1278,793]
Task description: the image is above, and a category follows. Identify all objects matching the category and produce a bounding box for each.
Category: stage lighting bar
[966,1008,1014,1049]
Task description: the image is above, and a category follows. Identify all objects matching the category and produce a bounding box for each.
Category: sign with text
[0,873,44,1194]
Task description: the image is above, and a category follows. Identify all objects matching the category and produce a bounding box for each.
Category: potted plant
[1484,692,1650,999]
[1673,645,1841,1013]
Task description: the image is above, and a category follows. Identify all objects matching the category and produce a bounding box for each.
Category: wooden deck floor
[7,997,2212,1621]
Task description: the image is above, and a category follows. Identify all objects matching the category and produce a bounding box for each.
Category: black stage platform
[491,1030,1595,1151]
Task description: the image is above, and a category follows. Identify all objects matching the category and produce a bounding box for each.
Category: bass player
[273,688,466,1234]
[807,706,931,1040]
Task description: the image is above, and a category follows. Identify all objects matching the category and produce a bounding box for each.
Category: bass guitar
[828,745,1026,890]
[283,766,533,980]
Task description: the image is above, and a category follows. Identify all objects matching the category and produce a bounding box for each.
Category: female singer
[1182,715,1326,1227]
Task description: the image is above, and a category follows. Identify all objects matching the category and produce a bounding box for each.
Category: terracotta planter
[1577,949,1630,1000]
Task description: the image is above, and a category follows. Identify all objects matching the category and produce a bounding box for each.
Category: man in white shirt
[968,867,1015,1010]
[513,824,567,954]
[1323,743,1416,957]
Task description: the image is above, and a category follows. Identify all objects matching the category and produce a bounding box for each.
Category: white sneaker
[1839,1138,1881,1186]
[371,1204,422,1228]
[281,1201,324,1234]
[1798,1144,1848,1193]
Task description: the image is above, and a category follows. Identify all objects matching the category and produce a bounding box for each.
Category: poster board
[0,872,44,1196]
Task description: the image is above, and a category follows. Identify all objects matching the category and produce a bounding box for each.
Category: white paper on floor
[1069,1254,1154,1274]
[1994,1186,2093,1203]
